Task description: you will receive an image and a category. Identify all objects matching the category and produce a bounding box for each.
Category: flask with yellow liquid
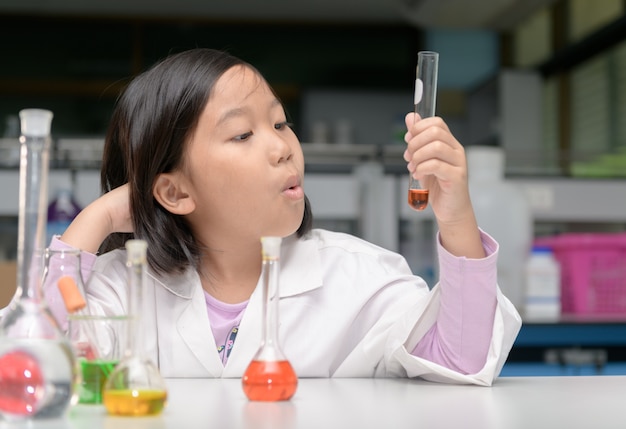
[102,239,167,416]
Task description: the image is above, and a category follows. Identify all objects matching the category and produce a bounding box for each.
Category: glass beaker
[242,237,298,402]
[68,314,127,405]
[102,239,167,416]
[0,109,77,421]
[408,51,439,211]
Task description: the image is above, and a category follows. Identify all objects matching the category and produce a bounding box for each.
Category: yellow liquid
[102,389,167,416]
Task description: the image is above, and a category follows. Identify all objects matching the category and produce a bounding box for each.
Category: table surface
[8,376,626,429]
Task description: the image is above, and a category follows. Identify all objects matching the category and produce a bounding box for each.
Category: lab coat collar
[153,233,323,300]
[154,233,324,376]
[278,232,324,297]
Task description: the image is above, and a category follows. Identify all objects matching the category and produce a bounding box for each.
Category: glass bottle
[242,236,298,402]
[408,51,439,211]
[102,239,167,416]
[0,109,76,420]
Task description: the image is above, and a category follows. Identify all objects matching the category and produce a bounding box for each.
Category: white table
[8,376,626,429]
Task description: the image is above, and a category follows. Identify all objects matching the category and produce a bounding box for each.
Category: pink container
[534,233,626,315]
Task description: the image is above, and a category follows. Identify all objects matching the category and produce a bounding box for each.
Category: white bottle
[524,246,561,321]
[467,146,533,312]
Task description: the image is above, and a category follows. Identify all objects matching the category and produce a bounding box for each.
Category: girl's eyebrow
[216,97,282,126]
[216,107,247,126]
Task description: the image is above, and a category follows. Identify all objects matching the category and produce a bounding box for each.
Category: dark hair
[99,48,313,274]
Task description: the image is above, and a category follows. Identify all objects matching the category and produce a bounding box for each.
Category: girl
[46,48,520,384]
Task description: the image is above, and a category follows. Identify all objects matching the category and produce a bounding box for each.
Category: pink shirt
[47,231,497,375]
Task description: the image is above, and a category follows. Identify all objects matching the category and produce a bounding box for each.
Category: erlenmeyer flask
[242,236,298,402]
[0,109,76,421]
[43,247,118,405]
[102,239,167,416]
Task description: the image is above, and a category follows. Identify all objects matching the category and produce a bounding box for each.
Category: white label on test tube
[414,78,423,105]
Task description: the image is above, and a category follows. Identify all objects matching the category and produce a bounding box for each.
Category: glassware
[408,51,439,211]
[42,247,124,405]
[68,314,127,405]
[102,239,167,416]
[43,248,90,332]
[242,237,298,402]
[0,109,76,421]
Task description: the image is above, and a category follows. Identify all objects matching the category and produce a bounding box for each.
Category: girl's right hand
[60,183,133,253]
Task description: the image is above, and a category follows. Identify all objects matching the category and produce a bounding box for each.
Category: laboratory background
[0,0,625,376]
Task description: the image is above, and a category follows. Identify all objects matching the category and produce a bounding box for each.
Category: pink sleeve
[410,230,498,374]
[43,236,98,331]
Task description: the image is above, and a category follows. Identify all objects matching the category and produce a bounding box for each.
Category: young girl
[46,48,520,384]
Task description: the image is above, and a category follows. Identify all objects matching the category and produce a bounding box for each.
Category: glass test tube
[407,51,439,211]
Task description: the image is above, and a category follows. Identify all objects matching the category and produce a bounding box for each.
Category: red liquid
[242,360,298,402]
[408,189,429,211]
[0,350,45,416]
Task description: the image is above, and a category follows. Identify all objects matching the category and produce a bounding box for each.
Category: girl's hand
[60,184,133,253]
[403,112,484,258]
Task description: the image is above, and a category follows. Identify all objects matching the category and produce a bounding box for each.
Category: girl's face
[180,65,305,244]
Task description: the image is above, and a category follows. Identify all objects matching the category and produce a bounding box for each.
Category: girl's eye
[275,121,294,131]
[233,131,253,142]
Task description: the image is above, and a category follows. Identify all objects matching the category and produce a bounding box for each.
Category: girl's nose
[271,134,294,165]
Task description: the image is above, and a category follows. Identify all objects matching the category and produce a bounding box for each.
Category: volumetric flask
[102,240,167,416]
[242,237,298,401]
[408,51,439,211]
[0,109,76,421]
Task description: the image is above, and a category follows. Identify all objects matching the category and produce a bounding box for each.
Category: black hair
[99,48,312,274]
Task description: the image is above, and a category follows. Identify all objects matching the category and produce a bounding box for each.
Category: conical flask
[242,236,298,401]
[102,239,167,416]
[0,109,76,420]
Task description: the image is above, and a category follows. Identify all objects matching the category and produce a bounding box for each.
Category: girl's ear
[153,173,196,215]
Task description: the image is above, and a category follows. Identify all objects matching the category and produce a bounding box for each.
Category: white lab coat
[85,229,521,385]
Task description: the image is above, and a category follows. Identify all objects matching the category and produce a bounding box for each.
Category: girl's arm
[404,113,497,373]
[60,183,132,253]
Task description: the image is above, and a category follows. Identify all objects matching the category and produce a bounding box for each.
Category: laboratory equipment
[524,246,561,321]
[102,239,167,416]
[44,247,121,405]
[69,314,126,405]
[0,109,77,420]
[242,237,298,402]
[408,51,439,211]
[43,247,90,332]
[46,186,81,245]
[467,145,533,311]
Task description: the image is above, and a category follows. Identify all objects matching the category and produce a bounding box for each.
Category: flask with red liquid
[242,237,297,402]
[408,51,439,211]
[0,109,76,421]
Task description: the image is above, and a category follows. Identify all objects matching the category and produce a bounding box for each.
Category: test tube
[408,51,439,211]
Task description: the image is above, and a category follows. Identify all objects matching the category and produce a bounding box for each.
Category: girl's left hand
[403,112,474,227]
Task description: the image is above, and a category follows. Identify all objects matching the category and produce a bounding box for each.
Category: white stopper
[19,109,53,137]
[125,239,148,264]
[261,236,282,260]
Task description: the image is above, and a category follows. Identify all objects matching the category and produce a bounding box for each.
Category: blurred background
[0,0,625,375]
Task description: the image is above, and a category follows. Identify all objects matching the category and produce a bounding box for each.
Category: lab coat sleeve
[384,286,521,385]
[381,231,522,385]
